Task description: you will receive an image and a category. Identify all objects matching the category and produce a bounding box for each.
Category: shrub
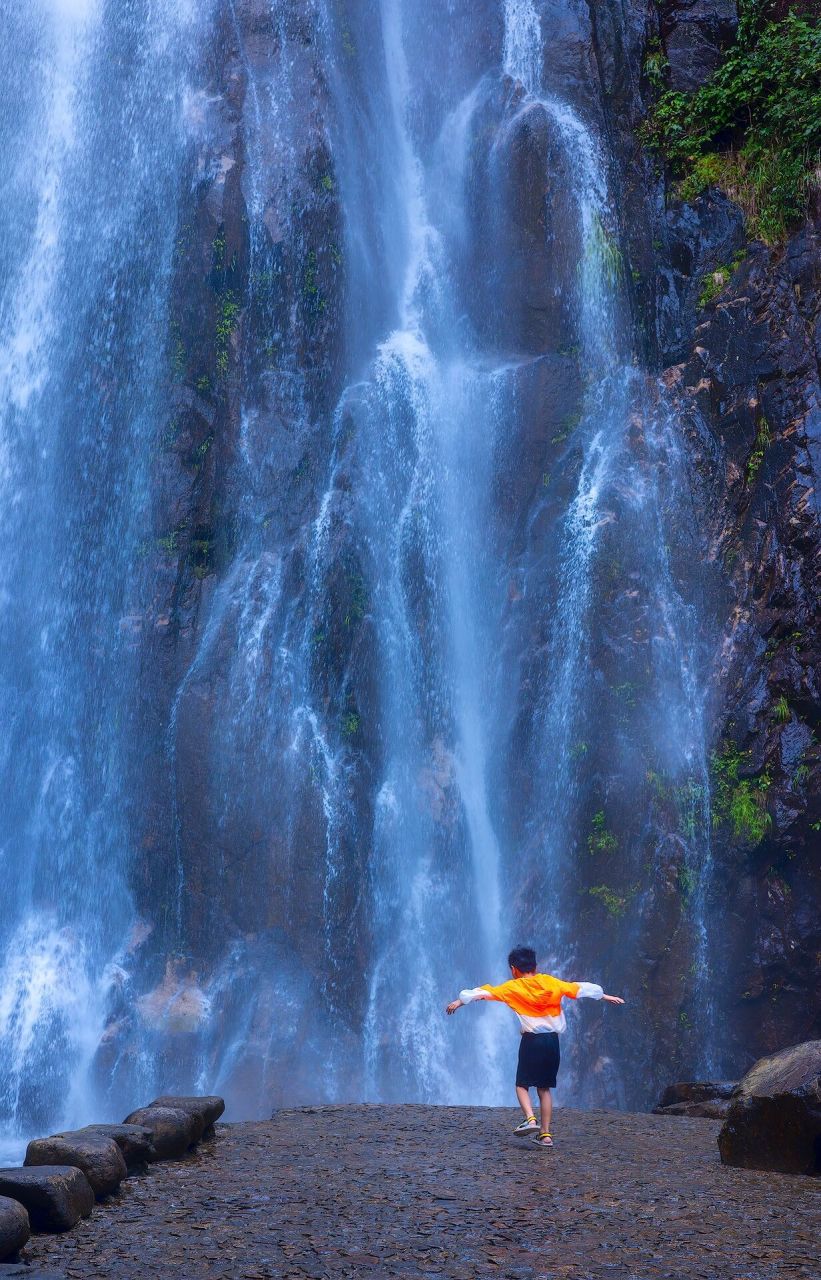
[711,742,773,845]
[643,5,821,241]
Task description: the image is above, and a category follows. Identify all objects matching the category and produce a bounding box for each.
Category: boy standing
[446,945,625,1146]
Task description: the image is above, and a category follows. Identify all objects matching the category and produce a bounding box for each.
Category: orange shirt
[480,973,582,1018]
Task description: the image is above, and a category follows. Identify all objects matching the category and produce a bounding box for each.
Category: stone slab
[0,1166,94,1233]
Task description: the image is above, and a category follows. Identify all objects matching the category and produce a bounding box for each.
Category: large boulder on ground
[78,1123,157,1169]
[25,1133,127,1198]
[150,1095,225,1136]
[122,1106,198,1159]
[718,1041,821,1174]
[653,1080,737,1118]
[0,1166,94,1232]
[0,1196,30,1260]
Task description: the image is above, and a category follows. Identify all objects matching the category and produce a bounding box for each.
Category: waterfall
[0,0,210,1151]
[0,0,721,1137]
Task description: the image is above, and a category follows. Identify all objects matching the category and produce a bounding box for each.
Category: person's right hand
[603,994,625,1005]
[445,999,463,1015]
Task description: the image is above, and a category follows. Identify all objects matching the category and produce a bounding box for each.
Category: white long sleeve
[459,987,492,1003]
[576,982,604,999]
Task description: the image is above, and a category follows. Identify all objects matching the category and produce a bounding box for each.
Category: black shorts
[516,1031,560,1089]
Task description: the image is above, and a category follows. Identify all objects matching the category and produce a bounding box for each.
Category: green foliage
[588,810,618,855]
[320,173,335,193]
[746,417,772,482]
[678,865,697,899]
[342,711,360,738]
[302,249,327,316]
[773,695,790,723]
[643,8,821,241]
[697,249,746,307]
[216,293,240,377]
[551,411,582,446]
[643,35,668,90]
[588,885,628,918]
[343,570,368,628]
[711,742,773,845]
[588,214,622,287]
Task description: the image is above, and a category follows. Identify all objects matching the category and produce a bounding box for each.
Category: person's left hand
[445,999,462,1015]
[603,995,625,1005]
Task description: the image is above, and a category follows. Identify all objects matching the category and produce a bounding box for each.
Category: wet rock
[0,1195,30,1260]
[656,1080,737,1108]
[77,1124,157,1170]
[25,1134,127,1199]
[121,1107,198,1159]
[661,1,738,92]
[653,1079,737,1119]
[718,1041,821,1174]
[0,1167,94,1233]
[150,1095,225,1136]
[655,1098,733,1119]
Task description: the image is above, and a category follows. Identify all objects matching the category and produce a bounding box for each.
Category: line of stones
[0,1094,225,1270]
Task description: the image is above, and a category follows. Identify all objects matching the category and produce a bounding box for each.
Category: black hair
[507,945,537,973]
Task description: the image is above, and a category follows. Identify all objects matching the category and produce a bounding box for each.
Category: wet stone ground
[25,1106,820,1279]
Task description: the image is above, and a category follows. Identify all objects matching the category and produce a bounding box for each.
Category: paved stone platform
[24,1105,820,1278]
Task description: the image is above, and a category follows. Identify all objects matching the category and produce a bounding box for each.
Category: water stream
[0,0,718,1141]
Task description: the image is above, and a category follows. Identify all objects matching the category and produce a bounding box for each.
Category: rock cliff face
[98,0,818,1113]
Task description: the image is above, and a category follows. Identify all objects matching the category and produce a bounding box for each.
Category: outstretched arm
[445,986,493,1014]
[571,982,625,1005]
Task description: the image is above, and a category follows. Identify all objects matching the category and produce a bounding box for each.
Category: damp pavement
[24,1105,820,1279]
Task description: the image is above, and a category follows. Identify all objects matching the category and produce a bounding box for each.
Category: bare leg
[536,1087,552,1134]
[515,1085,534,1119]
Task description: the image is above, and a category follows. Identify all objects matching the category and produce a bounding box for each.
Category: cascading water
[0,0,211,1151]
[0,0,722,1139]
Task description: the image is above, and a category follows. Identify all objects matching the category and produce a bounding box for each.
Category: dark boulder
[25,1133,127,1198]
[149,1094,225,1136]
[655,1098,733,1119]
[122,1106,198,1159]
[78,1123,157,1170]
[656,1080,737,1108]
[0,1166,94,1232]
[718,1041,821,1174]
[0,1195,29,1260]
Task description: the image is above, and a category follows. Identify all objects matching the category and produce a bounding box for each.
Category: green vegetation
[678,864,697,900]
[216,293,240,377]
[643,5,821,241]
[773,695,790,723]
[320,173,335,193]
[589,214,622,287]
[643,35,669,91]
[302,249,327,316]
[588,885,628,918]
[746,417,772,483]
[342,711,360,738]
[551,411,582,445]
[697,249,746,307]
[588,810,618,855]
[343,570,368,628]
[711,742,773,845]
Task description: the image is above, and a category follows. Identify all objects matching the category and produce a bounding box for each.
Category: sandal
[531,1131,554,1147]
[514,1115,538,1134]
